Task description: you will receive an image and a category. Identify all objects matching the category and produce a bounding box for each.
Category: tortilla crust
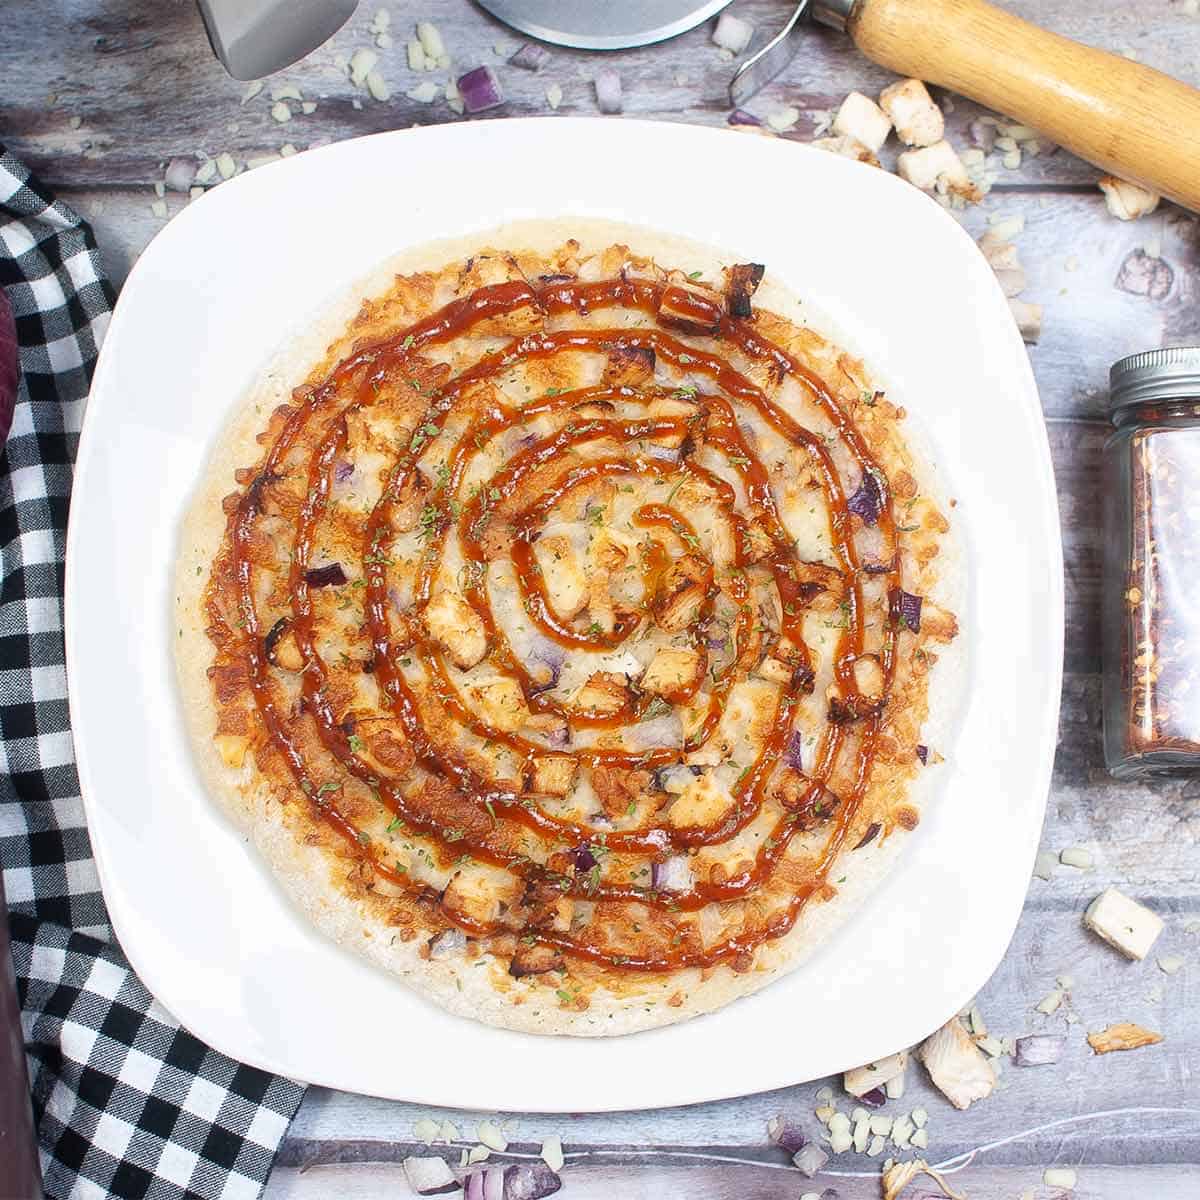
[174,218,965,1036]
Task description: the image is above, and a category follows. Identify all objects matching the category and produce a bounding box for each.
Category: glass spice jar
[1103,347,1200,776]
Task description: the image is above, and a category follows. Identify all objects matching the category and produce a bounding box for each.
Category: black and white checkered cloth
[0,148,305,1199]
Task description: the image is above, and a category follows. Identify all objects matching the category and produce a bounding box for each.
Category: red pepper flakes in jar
[1103,347,1200,776]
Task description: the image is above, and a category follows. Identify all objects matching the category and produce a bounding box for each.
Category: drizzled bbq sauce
[226,274,906,973]
[1103,347,1200,776]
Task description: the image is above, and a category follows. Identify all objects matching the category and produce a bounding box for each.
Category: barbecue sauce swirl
[218,271,915,976]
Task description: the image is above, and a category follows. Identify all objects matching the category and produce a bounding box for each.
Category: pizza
[174,219,963,1035]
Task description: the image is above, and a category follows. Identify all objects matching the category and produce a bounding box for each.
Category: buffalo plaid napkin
[0,148,306,1199]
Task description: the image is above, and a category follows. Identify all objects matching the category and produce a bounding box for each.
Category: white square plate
[67,119,1062,1111]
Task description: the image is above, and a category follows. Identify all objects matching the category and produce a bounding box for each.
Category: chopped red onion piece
[792,1142,829,1177]
[403,1156,458,1196]
[483,1166,505,1200]
[784,730,804,770]
[713,12,756,54]
[1014,1034,1064,1066]
[767,1114,808,1155]
[458,66,505,113]
[645,443,680,463]
[727,109,762,127]
[305,562,348,588]
[428,928,467,959]
[847,470,883,526]
[854,821,881,849]
[334,460,355,482]
[509,42,550,71]
[545,723,570,749]
[858,1085,887,1108]
[0,287,16,446]
[594,68,623,114]
[503,1162,562,1200]
[888,587,923,632]
[651,855,692,893]
[572,844,597,873]
[915,744,928,765]
[466,1171,485,1200]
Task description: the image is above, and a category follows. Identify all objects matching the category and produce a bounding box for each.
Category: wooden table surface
[6,1,1200,1196]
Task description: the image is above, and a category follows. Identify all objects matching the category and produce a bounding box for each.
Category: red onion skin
[509,43,549,71]
[847,471,883,526]
[858,1085,887,1108]
[888,588,923,632]
[727,109,762,127]
[305,562,348,588]
[0,286,19,447]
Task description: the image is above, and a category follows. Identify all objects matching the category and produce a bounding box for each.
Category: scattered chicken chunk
[1008,298,1042,344]
[833,91,893,152]
[917,1017,995,1110]
[1084,887,1164,960]
[812,135,880,168]
[467,676,531,733]
[641,647,702,701]
[1087,1022,1163,1054]
[897,140,982,202]
[526,754,578,797]
[1098,175,1161,221]
[423,589,488,669]
[844,1050,908,1097]
[575,671,630,717]
[879,79,944,147]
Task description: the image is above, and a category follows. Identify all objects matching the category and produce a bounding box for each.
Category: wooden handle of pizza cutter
[845,0,1200,212]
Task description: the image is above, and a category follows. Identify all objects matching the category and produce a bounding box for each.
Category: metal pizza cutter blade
[473,0,735,50]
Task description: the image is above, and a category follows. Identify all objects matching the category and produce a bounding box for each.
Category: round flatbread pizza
[174,218,963,1036]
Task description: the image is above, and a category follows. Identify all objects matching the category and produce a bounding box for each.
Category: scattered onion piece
[791,1142,828,1177]
[458,66,505,114]
[1013,1033,1063,1066]
[402,1156,457,1196]
[766,1113,808,1155]
[727,108,762,127]
[503,1162,562,1200]
[510,42,550,71]
[593,69,623,114]
[889,587,923,632]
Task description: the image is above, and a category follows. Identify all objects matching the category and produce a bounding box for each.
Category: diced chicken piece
[600,344,656,387]
[844,1050,908,1097]
[812,135,881,168]
[641,647,702,701]
[1098,175,1161,220]
[756,656,794,685]
[667,773,732,827]
[897,140,982,202]
[526,754,578,797]
[879,79,944,147]
[442,865,516,926]
[833,91,893,152]
[467,677,531,733]
[536,534,587,619]
[1084,887,1163,960]
[1008,298,1043,344]
[575,671,630,717]
[725,262,765,318]
[509,940,564,977]
[1086,1022,1163,1054]
[423,589,488,669]
[655,555,711,633]
[917,1017,996,1110]
[213,733,249,770]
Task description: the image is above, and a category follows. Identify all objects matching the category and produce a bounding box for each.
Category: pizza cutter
[732,0,1200,213]
[472,1,736,50]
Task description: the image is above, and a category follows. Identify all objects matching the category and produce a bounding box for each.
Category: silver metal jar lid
[1109,346,1200,411]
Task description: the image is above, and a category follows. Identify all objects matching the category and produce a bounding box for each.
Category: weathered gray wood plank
[266,1162,1200,1199]
[5,0,1200,189]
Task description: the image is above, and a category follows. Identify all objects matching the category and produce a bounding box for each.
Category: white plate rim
[66,118,1064,1112]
